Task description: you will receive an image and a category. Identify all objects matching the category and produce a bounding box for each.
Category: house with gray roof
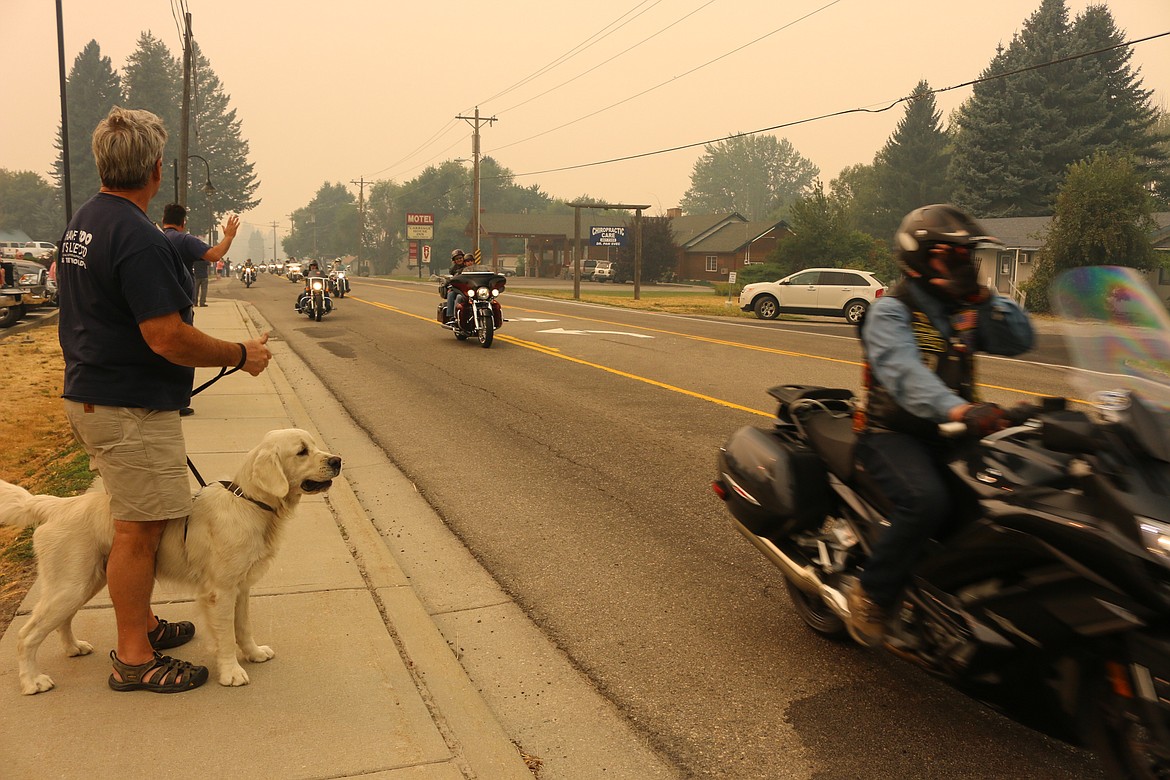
[973,212,1170,305]
[469,209,790,280]
[664,208,791,281]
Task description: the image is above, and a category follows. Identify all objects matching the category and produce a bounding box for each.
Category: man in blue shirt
[845,204,1034,647]
[57,106,272,693]
[161,204,238,308]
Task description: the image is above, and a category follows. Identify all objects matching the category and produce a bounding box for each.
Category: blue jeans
[854,431,966,609]
[445,290,461,322]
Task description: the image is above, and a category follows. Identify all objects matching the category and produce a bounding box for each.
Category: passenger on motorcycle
[845,204,1034,647]
[443,249,475,325]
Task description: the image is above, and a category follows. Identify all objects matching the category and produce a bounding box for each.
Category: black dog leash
[184,342,248,489]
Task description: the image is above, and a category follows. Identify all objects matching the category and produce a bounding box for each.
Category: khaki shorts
[64,401,191,522]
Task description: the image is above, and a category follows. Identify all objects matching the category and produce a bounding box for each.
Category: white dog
[0,428,341,695]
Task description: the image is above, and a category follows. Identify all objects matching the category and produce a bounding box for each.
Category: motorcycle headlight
[1139,518,1170,559]
[312,281,323,291]
[476,286,490,300]
[491,288,500,297]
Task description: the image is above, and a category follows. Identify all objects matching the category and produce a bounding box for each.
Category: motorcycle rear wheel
[783,577,846,638]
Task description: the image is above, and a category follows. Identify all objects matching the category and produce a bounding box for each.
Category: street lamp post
[174,155,216,240]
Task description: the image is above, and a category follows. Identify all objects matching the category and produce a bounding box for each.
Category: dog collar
[218,480,277,514]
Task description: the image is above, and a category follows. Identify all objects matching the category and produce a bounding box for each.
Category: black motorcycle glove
[962,403,1009,437]
[1004,402,1039,427]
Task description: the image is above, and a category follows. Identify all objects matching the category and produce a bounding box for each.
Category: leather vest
[856,280,980,437]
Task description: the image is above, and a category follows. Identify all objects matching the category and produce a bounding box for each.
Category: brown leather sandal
[108,651,209,693]
[147,616,196,650]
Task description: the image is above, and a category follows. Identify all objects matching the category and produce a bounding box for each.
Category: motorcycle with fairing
[296,276,333,322]
[242,265,256,288]
[436,270,506,348]
[713,266,1170,778]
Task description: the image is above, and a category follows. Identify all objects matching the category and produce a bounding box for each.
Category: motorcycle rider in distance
[845,204,1034,647]
[444,248,475,325]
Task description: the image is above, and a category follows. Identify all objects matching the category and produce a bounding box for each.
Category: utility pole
[350,177,370,273]
[268,221,279,264]
[455,107,496,261]
[178,12,192,206]
[55,0,73,221]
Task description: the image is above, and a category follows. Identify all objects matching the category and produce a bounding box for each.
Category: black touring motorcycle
[713,267,1170,778]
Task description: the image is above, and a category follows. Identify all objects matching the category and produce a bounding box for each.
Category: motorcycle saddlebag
[717,426,836,537]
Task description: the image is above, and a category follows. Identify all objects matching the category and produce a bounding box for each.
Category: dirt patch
[0,317,93,639]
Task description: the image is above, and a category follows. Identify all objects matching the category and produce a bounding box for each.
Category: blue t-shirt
[58,193,196,410]
[163,227,211,278]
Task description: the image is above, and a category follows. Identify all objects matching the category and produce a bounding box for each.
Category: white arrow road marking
[538,328,654,339]
[509,317,559,322]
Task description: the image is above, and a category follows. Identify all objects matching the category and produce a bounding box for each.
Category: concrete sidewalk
[0,299,537,779]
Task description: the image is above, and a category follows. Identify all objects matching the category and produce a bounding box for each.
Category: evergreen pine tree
[122,32,183,211]
[951,0,1166,217]
[865,80,952,241]
[54,40,123,210]
[182,43,260,238]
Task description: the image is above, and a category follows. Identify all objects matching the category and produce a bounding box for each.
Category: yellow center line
[349,295,772,417]
[350,288,1077,409]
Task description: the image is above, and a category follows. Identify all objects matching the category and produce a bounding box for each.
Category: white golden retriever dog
[0,428,341,695]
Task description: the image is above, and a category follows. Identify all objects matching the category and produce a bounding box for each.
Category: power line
[488,30,1170,183]
[497,0,719,116]
[477,0,661,108]
[490,0,842,154]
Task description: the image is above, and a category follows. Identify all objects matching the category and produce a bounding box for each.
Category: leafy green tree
[180,43,260,238]
[613,215,677,283]
[768,182,894,279]
[1023,152,1157,312]
[364,179,406,274]
[681,133,818,220]
[122,32,182,210]
[54,40,123,210]
[0,169,64,240]
[865,81,952,241]
[285,183,358,260]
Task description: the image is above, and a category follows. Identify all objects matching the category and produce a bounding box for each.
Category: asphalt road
[219,273,1103,780]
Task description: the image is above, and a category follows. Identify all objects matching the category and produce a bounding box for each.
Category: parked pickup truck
[0,259,54,328]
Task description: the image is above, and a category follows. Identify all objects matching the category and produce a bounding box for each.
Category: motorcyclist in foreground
[845,204,1035,646]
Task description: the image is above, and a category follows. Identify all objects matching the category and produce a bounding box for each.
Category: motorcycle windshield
[1051,265,1170,411]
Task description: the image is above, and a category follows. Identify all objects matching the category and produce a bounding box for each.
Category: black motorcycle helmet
[895,204,997,277]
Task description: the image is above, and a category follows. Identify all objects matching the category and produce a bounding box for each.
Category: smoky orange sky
[2,0,1167,248]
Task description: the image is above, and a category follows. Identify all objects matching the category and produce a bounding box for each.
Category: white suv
[739,268,886,325]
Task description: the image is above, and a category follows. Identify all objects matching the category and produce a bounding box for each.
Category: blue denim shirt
[861,282,1034,422]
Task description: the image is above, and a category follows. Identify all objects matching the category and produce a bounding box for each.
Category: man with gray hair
[56,106,273,693]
